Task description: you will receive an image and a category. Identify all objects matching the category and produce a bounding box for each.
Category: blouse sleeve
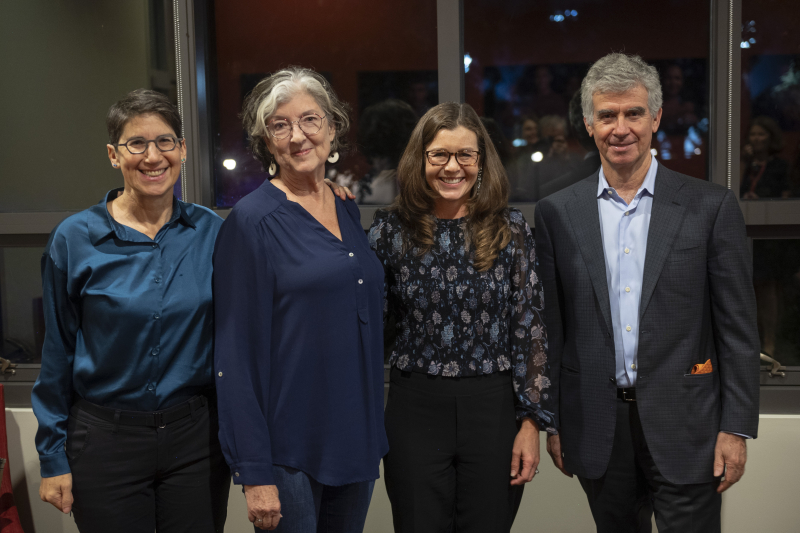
[507,210,558,433]
[213,208,277,486]
[31,230,79,478]
[368,210,398,323]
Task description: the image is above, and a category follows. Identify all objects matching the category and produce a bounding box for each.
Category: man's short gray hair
[581,53,662,125]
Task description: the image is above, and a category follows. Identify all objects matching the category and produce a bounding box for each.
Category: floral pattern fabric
[369,209,557,432]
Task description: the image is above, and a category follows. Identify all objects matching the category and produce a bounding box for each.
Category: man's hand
[714,432,747,493]
[546,433,573,478]
[510,418,540,486]
[244,485,282,530]
[324,178,355,200]
[39,473,73,514]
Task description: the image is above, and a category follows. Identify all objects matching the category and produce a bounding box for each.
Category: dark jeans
[383,368,524,533]
[67,397,230,533]
[266,465,374,533]
[578,399,722,533]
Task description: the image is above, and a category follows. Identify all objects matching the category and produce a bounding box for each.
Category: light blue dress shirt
[597,156,658,388]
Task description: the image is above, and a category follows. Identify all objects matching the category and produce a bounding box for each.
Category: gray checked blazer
[534,163,760,485]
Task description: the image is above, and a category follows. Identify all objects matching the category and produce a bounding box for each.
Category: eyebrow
[271,110,320,120]
[596,106,647,116]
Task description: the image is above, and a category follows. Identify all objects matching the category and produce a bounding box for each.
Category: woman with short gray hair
[214,67,387,532]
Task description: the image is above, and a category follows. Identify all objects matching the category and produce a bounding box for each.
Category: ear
[652,107,663,133]
[179,138,187,161]
[107,144,120,168]
[583,117,594,138]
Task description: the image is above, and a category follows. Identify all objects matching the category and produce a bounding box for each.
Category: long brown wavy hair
[392,102,510,272]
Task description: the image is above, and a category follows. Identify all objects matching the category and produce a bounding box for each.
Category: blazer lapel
[639,166,687,319]
[566,173,613,337]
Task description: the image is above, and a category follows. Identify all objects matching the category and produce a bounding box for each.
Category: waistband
[389,366,512,396]
[72,394,211,428]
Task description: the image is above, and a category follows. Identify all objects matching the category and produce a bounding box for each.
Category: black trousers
[578,398,721,533]
[67,396,231,533]
[383,368,524,533]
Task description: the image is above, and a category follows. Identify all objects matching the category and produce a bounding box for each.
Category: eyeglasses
[425,150,481,167]
[117,135,182,154]
[267,113,327,139]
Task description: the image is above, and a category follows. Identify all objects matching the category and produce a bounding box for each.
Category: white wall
[7,409,799,532]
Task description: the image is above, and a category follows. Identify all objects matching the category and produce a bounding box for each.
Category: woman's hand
[244,484,282,530]
[39,473,73,513]
[510,417,540,486]
[324,178,355,200]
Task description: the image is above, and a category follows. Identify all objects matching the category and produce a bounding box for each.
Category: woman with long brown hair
[368,102,557,532]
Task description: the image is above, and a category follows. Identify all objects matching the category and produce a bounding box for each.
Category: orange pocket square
[691,359,713,375]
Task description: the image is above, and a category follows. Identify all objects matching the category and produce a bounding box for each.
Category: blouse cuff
[515,409,558,435]
[40,452,71,478]
[228,462,275,486]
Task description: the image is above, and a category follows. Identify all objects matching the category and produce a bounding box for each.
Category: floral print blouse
[369,208,557,432]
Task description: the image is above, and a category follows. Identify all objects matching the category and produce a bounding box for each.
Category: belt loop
[112,409,121,433]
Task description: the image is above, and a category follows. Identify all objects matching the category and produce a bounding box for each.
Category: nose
[444,153,461,172]
[143,141,163,161]
[290,122,307,143]
[612,117,631,137]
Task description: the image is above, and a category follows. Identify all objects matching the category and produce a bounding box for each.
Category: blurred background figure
[480,116,515,167]
[660,64,699,134]
[530,65,568,117]
[539,91,602,199]
[535,114,581,188]
[353,99,418,204]
[741,116,790,199]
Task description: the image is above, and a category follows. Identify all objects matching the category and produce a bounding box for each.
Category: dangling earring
[475,168,483,195]
[268,160,277,176]
[327,151,340,164]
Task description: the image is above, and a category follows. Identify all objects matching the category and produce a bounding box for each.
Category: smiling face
[265,91,335,180]
[425,126,480,218]
[585,85,661,176]
[107,113,185,201]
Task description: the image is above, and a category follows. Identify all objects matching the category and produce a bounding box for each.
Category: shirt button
[626,325,632,332]
[152,244,157,249]
[624,247,630,254]
[154,277,162,283]
[151,347,160,355]
[153,313,161,320]
[349,252,354,257]
[234,472,240,477]
[218,372,223,377]
[147,384,155,391]
[358,279,363,284]
[625,211,630,216]
[625,287,631,293]
[631,363,637,370]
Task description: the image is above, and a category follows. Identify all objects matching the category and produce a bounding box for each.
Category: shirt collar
[597,155,658,199]
[88,188,195,245]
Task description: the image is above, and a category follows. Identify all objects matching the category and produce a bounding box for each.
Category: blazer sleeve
[213,208,277,485]
[707,190,760,437]
[31,230,79,478]
[534,201,563,432]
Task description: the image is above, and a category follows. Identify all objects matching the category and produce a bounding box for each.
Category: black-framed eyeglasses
[267,113,327,140]
[116,135,182,154]
[425,149,481,167]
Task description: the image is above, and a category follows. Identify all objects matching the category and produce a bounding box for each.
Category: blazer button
[609,377,616,383]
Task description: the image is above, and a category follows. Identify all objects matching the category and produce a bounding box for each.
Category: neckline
[262,179,346,243]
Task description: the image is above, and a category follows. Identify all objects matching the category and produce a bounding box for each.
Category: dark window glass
[753,239,800,367]
[1,247,45,365]
[464,0,710,202]
[0,0,178,212]
[208,1,437,208]
[740,0,800,200]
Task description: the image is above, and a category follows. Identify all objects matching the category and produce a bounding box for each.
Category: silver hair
[241,67,351,172]
[581,53,663,125]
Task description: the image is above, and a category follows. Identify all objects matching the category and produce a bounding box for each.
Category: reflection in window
[208,1,437,208]
[464,0,710,202]
[0,0,178,212]
[740,1,800,200]
[753,239,800,367]
[0,247,45,364]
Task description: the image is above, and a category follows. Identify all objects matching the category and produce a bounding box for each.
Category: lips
[439,177,464,185]
[292,148,312,157]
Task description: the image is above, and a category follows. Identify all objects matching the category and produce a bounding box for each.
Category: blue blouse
[213,180,388,487]
[32,189,223,478]
[369,209,557,432]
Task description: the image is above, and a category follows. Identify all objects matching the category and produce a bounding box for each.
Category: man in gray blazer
[535,53,760,532]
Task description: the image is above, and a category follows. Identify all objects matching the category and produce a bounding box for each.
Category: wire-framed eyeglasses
[267,113,327,139]
[425,150,481,167]
[116,135,182,154]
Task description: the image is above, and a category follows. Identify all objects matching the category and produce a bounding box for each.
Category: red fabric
[0,385,24,532]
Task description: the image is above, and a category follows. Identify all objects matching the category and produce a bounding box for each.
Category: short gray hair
[241,67,351,172]
[581,53,662,125]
